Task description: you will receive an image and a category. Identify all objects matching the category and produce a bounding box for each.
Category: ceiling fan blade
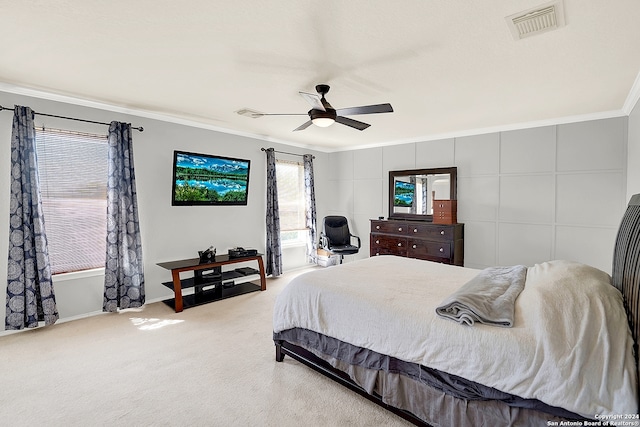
[335,116,371,131]
[299,91,326,112]
[237,109,306,118]
[262,113,308,116]
[293,120,313,132]
[336,103,393,116]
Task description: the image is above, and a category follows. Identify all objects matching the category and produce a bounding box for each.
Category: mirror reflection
[392,173,451,215]
[388,167,457,221]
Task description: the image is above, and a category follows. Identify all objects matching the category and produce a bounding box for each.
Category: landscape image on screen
[394,181,415,207]
[172,151,250,205]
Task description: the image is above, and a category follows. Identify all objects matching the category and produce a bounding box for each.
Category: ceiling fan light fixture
[312,117,335,127]
[309,108,337,128]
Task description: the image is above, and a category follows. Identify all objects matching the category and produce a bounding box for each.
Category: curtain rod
[261,147,315,159]
[0,105,144,132]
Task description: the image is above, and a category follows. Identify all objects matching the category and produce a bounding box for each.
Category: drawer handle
[412,244,417,249]
[398,227,403,232]
[375,240,379,244]
[440,230,445,235]
[376,225,380,230]
[375,252,380,256]
[413,228,418,233]
[397,243,402,247]
[439,247,444,253]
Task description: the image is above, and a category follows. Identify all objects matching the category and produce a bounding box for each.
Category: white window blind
[276,159,306,232]
[35,128,108,275]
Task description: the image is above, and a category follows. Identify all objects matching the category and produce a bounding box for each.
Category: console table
[157,253,266,312]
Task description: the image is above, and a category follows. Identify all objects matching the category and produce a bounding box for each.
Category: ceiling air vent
[506,0,565,40]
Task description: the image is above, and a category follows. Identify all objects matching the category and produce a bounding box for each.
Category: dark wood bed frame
[275,340,430,426]
[275,194,640,426]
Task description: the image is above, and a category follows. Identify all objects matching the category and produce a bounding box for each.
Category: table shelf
[157,254,266,312]
[161,281,262,311]
[160,270,256,291]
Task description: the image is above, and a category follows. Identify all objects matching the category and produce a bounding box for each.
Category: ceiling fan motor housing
[309,108,337,121]
[315,84,330,96]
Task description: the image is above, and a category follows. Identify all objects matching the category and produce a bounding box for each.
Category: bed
[273,194,640,426]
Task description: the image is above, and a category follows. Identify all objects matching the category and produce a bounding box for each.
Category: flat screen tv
[171,150,251,206]
[394,180,415,207]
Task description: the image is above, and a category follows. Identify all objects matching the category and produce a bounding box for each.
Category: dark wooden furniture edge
[370,220,464,266]
[274,340,432,427]
[612,193,640,400]
[161,282,261,311]
[388,166,457,222]
[158,254,266,312]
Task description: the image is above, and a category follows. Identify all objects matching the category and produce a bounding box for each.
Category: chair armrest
[351,234,361,249]
[320,232,331,249]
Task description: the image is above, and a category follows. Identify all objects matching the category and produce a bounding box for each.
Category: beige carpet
[0,267,412,427]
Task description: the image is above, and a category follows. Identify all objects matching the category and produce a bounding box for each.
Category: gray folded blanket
[435,265,527,327]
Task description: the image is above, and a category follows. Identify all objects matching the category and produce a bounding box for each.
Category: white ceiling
[2,0,640,151]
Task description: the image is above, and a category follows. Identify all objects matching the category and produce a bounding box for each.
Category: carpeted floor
[0,267,412,427]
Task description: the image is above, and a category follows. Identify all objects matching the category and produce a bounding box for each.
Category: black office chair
[320,216,361,264]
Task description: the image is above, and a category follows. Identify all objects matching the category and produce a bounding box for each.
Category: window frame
[276,159,308,247]
[35,126,109,276]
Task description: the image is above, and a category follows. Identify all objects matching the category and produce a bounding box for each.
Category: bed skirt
[274,328,587,426]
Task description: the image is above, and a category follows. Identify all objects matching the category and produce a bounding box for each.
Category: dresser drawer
[371,247,408,257]
[408,239,451,259]
[371,220,408,235]
[370,234,408,250]
[407,223,455,240]
[370,234,408,256]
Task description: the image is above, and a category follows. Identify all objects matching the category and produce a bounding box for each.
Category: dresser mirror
[388,167,457,221]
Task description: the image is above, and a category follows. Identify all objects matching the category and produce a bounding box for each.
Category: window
[35,128,108,275]
[276,159,307,245]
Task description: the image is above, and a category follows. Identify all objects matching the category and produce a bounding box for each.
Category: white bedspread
[273,256,638,418]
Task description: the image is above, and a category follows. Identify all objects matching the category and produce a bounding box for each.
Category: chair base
[327,251,359,264]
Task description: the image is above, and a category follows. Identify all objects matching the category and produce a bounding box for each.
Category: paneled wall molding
[330,117,627,274]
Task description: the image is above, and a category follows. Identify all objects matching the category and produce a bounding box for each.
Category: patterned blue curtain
[5,106,59,329]
[303,154,317,264]
[103,122,145,312]
[265,148,282,276]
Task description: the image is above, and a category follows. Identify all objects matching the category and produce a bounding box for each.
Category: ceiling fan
[239,84,393,132]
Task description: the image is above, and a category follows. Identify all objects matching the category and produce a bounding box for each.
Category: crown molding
[0,82,329,152]
[0,81,634,154]
[331,109,628,152]
[623,70,640,115]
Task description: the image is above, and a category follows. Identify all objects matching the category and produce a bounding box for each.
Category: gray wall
[628,98,640,199]
[327,117,628,274]
[0,91,329,322]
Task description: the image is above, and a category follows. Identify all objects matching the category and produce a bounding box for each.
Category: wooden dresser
[370,219,464,266]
